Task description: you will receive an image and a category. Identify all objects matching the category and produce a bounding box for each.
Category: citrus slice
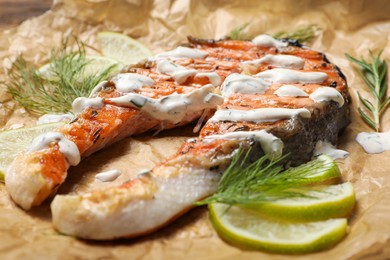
[97,32,153,65]
[81,55,120,78]
[38,55,120,80]
[209,203,348,254]
[243,182,355,222]
[0,122,65,181]
[292,155,341,185]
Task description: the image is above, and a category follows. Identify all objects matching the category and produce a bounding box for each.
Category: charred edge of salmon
[322,53,347,83]
[187,35,301,48]
[121,59,152,72]
[276,38,304,47]
[187,36,220,46]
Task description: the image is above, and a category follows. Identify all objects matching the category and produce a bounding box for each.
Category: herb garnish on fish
[228,24,319,44]
[273,24,319,44]
[198,149,339,206]
[5,38,117,115]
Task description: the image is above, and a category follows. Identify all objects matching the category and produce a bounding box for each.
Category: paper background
[1,0,390,259]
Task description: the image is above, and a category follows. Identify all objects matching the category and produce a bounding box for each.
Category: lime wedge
[0,122,65,181]
[38,55,120,80]
[243,182,355,222]
[209,203,348,254]
[97,32,153,65]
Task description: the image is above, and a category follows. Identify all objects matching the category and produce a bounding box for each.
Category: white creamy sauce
[252,34,288,49]
[356,131,390,154]
[274,85,309,97]
[108,84,224,124]
[111,73,154,93]
[89,81,108,97]
[313,141,349,160]
[28,132,80,166]
[72,97,104,114]
[156,59,197,84]
[194,72,221,87]
[209,108,311,123]
[242,54,305,69]
[155,46,208,59]
[95,169,122,182]
[37,113,74,125]
[220,73,271,97]
[309,87,344,107]
[205,130,283,159]
[255,68,328,84]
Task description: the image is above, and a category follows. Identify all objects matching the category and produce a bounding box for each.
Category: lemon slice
[97,32,153,65]
[0,122,65,181]
[38,55,120,80]
[243,182,355,222]
[209,203,348,254]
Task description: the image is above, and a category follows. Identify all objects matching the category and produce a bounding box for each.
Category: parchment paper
[1,0,390,259]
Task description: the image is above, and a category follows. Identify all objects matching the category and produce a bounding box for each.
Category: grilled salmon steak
[43,35,348,239]
[7,35,349,236]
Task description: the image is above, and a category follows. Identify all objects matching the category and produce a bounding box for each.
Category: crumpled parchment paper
[0,0,390,259]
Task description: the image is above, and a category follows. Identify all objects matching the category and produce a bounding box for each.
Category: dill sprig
[345,50,389,132]
[273,24,319,44]
[198,149,338,206]
[228,24,319,43]
[5,38,117,115]
[229,23,250,40]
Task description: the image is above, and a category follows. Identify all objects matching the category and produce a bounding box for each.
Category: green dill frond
[197,148,339,206]
[228,24,319,44]
[5,37,117,116]
[228,23,250,40]
[345,50,388,132]
[273,24,320,44]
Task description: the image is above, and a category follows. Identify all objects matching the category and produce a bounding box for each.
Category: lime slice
[81,55,120,78]
[292,155,341,185]
[97,32,153,65]
[243,182,355,222]
[38,55,120,80]
[0,122,65,181]
[209,203,348,254]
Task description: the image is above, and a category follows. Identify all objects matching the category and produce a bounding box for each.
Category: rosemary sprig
[273,24,319,44]
[345,50,389,132]
[5,38,117,115]
[198,149,336,206]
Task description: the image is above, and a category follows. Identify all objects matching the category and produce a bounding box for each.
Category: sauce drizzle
[29,132,80,166]
[205,130,283,159]
[209,108,311,123]
[108,84,224,124]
